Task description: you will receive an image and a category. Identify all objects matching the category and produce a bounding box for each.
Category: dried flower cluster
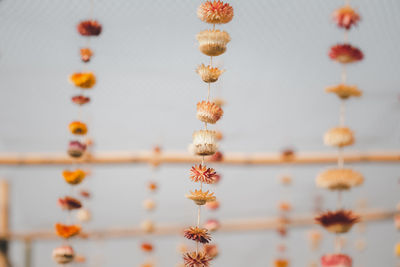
[196,64,224,83]
[191,130,218,156]
[315,210,360,234]
[197,1,234,24]
[77,20,102,36]
[324,126,354,147]
[332,5,360,30]
[80,48,93,62]
[62,169,86,185]
[197,30,231,57]
[325,84,362,99]
[67,140,87,158]
[197,101,223,124]
[190,164,218,184]
[55,223,81,239]
[321,254,352,267]
[69,121,88,135]
[69,72,96,89]
[183,251,211,267]
[52,246,75,264]
[184,227,212,243]
[316,168,364,190]
[329,44,363,64]
[186,190,216,206]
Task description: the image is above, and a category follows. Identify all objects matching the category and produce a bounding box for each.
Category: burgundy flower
[183,226,211,244]
[329,44,363,64]
[77,20,102,36]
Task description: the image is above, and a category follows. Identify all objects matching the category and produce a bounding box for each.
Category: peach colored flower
[190,164,218,184]
[197,1,234,24]
[333,5,360,30]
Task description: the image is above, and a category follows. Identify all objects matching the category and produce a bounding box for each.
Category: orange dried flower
[329,44,363,64]
[325,84,362,99]
[197,1,234,24]
[186,190,216,206]
[196,64,224,83]
[69,121,88,135]
[140,242,154,252]
[58,196,82,210]
[197,101,223,124]
[69,72,96,89]
[315,210,360,234]
[190,164,218,184]
[183,251,211,267]
[55,223,81,239]
[80,48,93,63]
[77,20,102,36]
[274,259,289,267]
[184,226,211,243]
[333,5,360,30]
[148,181,158,192]
[62,169,86,185]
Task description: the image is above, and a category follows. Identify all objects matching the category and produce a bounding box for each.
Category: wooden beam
[0,181,9,267]
[0,151,399,166]
[6,209,396,241]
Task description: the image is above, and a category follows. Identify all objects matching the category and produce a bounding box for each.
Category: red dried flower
[58,196,82,210]
[329,44,363,64]
[190,164,218,184]
[140,242,154,252]
[315,210,360,233]
[197,1,234,24]
[321,254,352,267]
[77,20,102,36]
[333,5,360,30]
[183,227,211,244]
[183,251,211,267]
[71,95,90,106]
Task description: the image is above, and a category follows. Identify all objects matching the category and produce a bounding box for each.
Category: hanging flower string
[52,1,102,264]
[183,1,233,266]
[139,146,162,267]
[315,1,363,265]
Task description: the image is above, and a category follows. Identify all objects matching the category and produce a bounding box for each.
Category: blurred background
[0,0,399,266]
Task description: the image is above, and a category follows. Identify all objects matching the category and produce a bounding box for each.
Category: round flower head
[197,30,231,57]
[190,164,218,184]
[186,189,216,205]
[141,220,155,233]
[62,169,86,185]
[325,84,362,99]
[52,245,75,264]
[316,168,364,190]
[196,64,224,83]
[67,140,87,158]
[77,20,102,36]
[140,242,154,252]
[69,121,88,135]
[76,208,92,223]
[203,244,218,259]
[58,196,82,211]
[183,251,211,267]
[329,44,363,64]
[71,95,91,105]
[204,219,220,232]
[80,48,93,63]
[143,199,156,211]
[315,210,360,234]
[197,101,223,124]
[55,223,81,239]
[197,1,233,24]
[333,5,360,30]
[324,127,354,147]
[321,254,352,267]
[191,130,218,156]
[69,72,96,89]
[184,226,211,243]
[273,259,289,267]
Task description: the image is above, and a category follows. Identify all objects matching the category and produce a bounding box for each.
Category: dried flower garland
[183,2,233,266]
[316,2,364,264]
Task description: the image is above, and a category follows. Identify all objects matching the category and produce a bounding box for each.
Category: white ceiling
[0,0,400,266]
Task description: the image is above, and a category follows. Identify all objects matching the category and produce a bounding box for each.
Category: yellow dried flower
[186,189,216,205]
[325,84,362,99]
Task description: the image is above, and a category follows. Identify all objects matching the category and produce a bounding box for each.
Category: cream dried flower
[196,64,224,83]
[197,101,223,124]
[191,130,218,156]
[324,127,354,147]
[186,189,216,205]
[326,84,362,99]
[316,168,364,190]
[196,30,231,57]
